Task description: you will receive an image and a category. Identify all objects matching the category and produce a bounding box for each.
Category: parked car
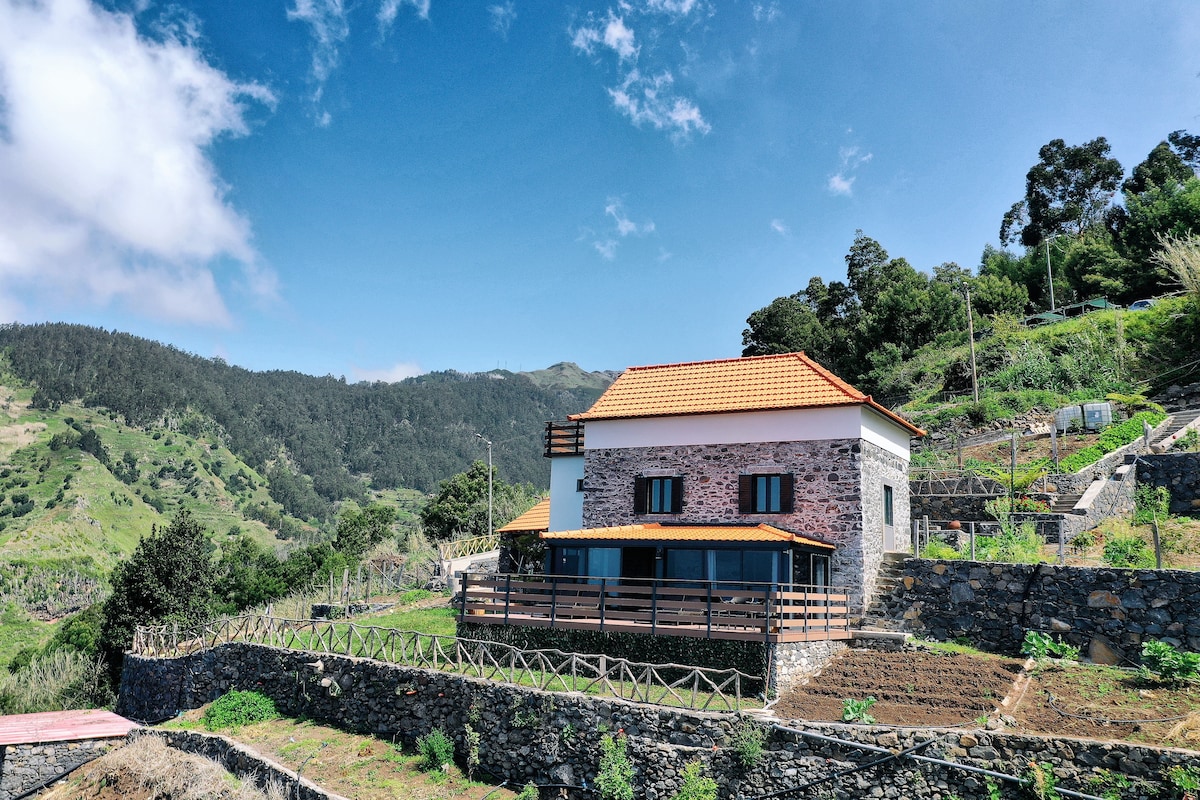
[1128,299,1156,311]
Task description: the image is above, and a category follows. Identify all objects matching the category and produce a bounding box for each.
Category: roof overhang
[540,522,835,550]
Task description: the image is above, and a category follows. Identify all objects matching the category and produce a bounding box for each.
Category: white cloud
[287,0,349,87]
[605,199,655,236]
[770,218,789,236]
[644,0,700,16]
[594,239,619,260]
[827,145,873,197]
[379,0,430,35]
[0,0,276,325]
[752,2,780,23]
[827,174,855,196]
[489,1,515,37]
[609,69,710,138]
[351,361,425,382]
[571,11,638,61]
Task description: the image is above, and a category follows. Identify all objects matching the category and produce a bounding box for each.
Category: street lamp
[1045,235,1059,313]
[476,433,493,535]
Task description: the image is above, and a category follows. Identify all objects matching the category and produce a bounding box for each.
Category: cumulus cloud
[594,239,619,260]
[770,219,789,236]
[827,145,873,197]
[0,0,276,325]
[351,361,425,382]
[570,5,708,141]
[488,1,515,37]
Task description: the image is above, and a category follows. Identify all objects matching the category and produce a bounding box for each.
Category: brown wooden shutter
[633,476,647,514]
[779,473,795,512]
[738,474,753,513]
[670,476,683,513]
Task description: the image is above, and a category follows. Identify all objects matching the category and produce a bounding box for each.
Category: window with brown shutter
[739,473,793,513]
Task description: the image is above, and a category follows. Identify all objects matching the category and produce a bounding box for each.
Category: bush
[1140,640,1200,683]
[730,719,765,769]
[595,733,635,800]
[1021,631,1080,662]
[1102,533,1155,569]
[1133,485,1171,525]
[670,761,717,800]
[202,690,278,730]
[417,728,455,772]
[842,696,877,723]
[515,783,540,800]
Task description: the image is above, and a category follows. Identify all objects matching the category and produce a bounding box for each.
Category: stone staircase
[1048,492,1083,514]
[856,552,911,634]
[1153,407,1200,450]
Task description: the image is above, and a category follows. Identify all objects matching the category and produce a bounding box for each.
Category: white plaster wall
[585,406,912,459]
[548,455,584,531]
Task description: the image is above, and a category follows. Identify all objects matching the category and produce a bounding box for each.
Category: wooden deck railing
[130,615,756,711]
[458,574,851,643]
[437,533,501,562]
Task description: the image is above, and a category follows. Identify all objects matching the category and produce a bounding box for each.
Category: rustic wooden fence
[437,534,501,563]
[460,574,852,643]
[131,615,756,712]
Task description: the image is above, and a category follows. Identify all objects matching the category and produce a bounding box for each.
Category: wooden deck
[459,573,851,643]
[0,709,138,746]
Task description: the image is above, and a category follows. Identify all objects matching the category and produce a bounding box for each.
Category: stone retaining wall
[870,558,1200,662]
[0,737,122,799]
[1138,452,1200,514]
[118,643,1195,799]
[133,728,348,800]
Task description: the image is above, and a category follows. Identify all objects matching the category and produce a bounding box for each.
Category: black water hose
[747,737,937,799]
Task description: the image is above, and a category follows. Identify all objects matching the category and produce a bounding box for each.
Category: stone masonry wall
[582,439,866,597]
[858,440,909,609]
[118,644,1195,799]
[1139,452,1200,514]
[871,558,1200,661]
[0,737,122,799]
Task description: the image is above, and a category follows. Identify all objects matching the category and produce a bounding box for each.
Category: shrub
[1102,533,1155,569]
[515,783,540,800]
[670,761,718,800]
[1134,484,1171,525]
[202,689,278,730]
[976,520,1046,564]
[1165,764,1200,798]
[1022,631,1080,662]
[920,539,960,560]
[1023,760,1061,800]
[1141,640,1200,683]
[417,728,455,772]
[595,733,635,800]
[730,718,765,769]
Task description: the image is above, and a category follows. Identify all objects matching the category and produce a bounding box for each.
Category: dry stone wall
[0,737,121,799]
[870,558,1200,660]
[1138,453,1200,514]
[118,643,1194,799]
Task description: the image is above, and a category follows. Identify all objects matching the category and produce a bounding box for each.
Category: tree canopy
[419,461,542,541]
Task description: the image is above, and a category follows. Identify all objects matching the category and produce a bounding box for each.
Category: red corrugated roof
[0,709,138,745]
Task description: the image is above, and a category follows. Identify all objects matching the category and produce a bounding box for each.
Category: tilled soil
[774,649,1025,727]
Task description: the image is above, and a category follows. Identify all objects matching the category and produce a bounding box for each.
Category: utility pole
[1045,237,1057,313]
[965,284,979,402]
[476,433,493,535]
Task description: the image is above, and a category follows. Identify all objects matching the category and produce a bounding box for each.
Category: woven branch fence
[131,615,756,712]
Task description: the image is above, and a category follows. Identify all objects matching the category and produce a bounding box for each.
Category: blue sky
[1,1,1198,380]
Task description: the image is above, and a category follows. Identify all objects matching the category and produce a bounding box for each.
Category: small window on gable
[634,475,682,514]
[738,473,794,514]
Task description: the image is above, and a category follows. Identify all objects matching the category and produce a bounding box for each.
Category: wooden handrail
[437,533,500,562]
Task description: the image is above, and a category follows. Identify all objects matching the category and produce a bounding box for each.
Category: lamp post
[476,433,493,535]
[1045,236,1058,313]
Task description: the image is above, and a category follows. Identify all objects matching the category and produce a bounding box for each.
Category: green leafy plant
[1140,640,1200,683]
[1175,428,1200,452]
[463,723,481,780]
[595,733,635,800]
[730,718,765,769]
[985,777,1003,800]
[515,783,540,800]
[1165,764,1200,799]
[1021,631,1079,662]
[417,728,455,772]
[841,696,878,724]
[670,761,718,800]
[201,690,278,731]
[1087,769,1132,800]
[1069,529,1096,554]
[920,539,960,560]
[1102,533,1155,568]
[1134,484,1172,525]
[1022,761,1060,800]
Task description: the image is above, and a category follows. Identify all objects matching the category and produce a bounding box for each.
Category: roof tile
[540,522,834,549]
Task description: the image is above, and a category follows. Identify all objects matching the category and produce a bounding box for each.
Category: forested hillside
[0,324,608,507]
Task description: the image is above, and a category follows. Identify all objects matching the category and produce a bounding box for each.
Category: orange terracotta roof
[496,498,550,533]
[540,523,834,550]
[569,352,924,436]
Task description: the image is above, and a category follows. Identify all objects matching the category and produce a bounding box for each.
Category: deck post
[706,581,712,639]
[550,577,559,626]
[824,586,831,634]
[650,580,658,635]
[599,578,606,633]
[763,584,772,643]
[504,574,512,625]
[459,573,469,621]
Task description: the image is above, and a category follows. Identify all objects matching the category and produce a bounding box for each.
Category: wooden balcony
[458,573,851,643]
[544,420,584,457]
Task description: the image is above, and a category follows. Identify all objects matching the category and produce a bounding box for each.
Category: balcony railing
[544,420,584,457]
[458,573,850,643]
